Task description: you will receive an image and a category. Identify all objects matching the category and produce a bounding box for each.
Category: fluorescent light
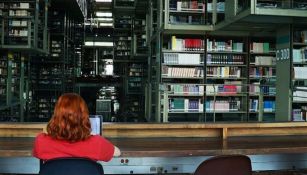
[96,12,112,17]
[85,41,114,47]
[95,0,112,2]
[96,18,113,21]
[99,23,113,27]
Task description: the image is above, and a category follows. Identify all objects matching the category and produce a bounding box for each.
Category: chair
[39,157,104,175]
[194,155,252,175]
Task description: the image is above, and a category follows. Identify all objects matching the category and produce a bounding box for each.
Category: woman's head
[47,93,91,142]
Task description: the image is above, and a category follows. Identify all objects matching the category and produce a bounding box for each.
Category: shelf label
[276,48,290,61]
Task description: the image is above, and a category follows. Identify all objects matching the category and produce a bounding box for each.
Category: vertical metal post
[164,0,168,29]
[44,0,48,51]
[212,0,217,25]
[213,85,216,122]
[19,56,25,122]
[162,90,168,122]
[7,53,12,107]
[258,86,263,122]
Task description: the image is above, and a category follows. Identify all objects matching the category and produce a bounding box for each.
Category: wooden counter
[2,122,307,174]
[2,136,307,174]
[1,122,307,139]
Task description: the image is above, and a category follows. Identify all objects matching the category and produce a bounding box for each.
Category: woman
[33,93,121,161]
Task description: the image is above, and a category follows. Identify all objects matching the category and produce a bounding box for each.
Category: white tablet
[89,115,102,135]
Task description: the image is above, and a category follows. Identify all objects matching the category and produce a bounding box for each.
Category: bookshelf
[133,16,147,56]
[163,0,214,31]
[0,0,48,52]
[291,27,307,121]
[112,0,148,121]
[0,52,28,121]
[29,8,79,121]
[114,15,132,61]
[204,35,248,122]
[248,37,276,122]
[160,34,205,122]
[0,53,7,107]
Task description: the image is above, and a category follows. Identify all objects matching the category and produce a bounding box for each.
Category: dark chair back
[194,155,252,175]
[39,157,104,175]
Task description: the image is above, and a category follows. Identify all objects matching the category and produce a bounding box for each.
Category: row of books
[129,70,142,76]
[207,2,225,12]
[206,67,241,78]
[292,106,307,121]
[206,82,242,95]
[163,53,202,65]
[168,84,204,95]
[293,67,307,79]
[9,3,30,9]
[0,77,6,84]
[169,15,205,25]
[293,86,307,102]
[8,29,28,37]
[249,99,276,112]
[9,10,30,17]
[162,66,204,78]
[0,68,6,75]
[169,98,203,112]
[249,83,276,95]
[128,82,142,88]
[51,40,63,58]
[9,20,28,27]
[171,36,204,51]
[169,1,205,12]
[293,48,307,63]
[293,30,307,43]
[250,42,272,53]
[0,87,5,95]
[249,67,275,78]
[205,100,241,112]
[253,56,276,66]
[207,39,244,52]
[207,54,245,65]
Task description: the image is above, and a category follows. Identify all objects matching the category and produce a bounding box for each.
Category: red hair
[47,93,91,142]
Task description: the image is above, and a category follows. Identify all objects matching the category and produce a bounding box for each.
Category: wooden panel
[228,127,307,137]
[1,122,307,138]
[0,123,45,137]
[104,128,221,138]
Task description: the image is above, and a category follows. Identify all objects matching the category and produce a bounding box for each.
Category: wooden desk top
[2,136,307,158]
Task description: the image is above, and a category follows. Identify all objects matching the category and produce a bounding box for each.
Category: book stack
[205,99,240,112]
[169,84,204,95]
[207,39,243,52]
[249,67,274,78]
[162,66,204,78]
[293,48,307,63]
[294,67,307,79]
[207,54,244,64]
[171,36,204,51]
[163,53,202,64]
[250,42,271,53]
[169,98,203,112]
[254,56,276,65]
[206,66,241,78]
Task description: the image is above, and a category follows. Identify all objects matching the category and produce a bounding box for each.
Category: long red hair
[47,93,91,142]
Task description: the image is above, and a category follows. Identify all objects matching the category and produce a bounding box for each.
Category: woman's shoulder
[35,133,50,140]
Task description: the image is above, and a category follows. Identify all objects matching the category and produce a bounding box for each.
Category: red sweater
[33,133,115,161]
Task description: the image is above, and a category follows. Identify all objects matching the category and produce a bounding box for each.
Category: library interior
[1,0,307,175]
